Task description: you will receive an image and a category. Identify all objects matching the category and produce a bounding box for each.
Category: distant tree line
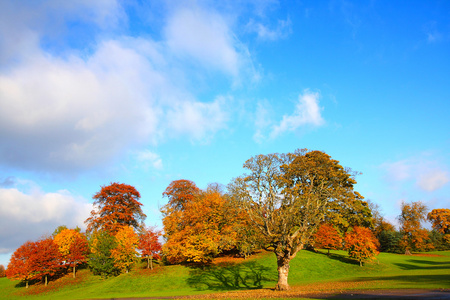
[4,149,450,292]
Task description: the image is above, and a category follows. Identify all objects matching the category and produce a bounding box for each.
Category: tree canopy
[228,149,367,291]
[85,183,146,234]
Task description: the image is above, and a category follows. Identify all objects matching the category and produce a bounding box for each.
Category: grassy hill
[1,250,449,299]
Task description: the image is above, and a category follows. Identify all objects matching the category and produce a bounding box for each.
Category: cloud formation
[270,90,324,138]
[0,185,91,254]
[381,157,449,192]
[0,1,252,174]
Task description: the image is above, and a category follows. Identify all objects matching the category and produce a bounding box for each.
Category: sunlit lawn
[1,250,449,299]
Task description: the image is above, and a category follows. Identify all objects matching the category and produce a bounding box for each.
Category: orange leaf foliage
[344,226,379,266]
[398,201,432,252]
[161,180,238,264]
[314,223,342,253]
[6,241,36,286]
[428,209,450,234]
[85,183,146,234]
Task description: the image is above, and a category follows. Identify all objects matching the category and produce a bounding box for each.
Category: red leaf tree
[33,237,63,286]
[314,223,342,255]
[138,226,162,269]
[85,183,146,234]
[344,226,379,266]
[6,241,36,288]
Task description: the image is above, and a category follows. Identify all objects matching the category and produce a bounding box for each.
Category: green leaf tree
[88,231,118,278]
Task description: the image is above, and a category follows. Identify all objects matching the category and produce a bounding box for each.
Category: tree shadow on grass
[186,261,275,291]
[394,259,450,270]
[312,249,360,266]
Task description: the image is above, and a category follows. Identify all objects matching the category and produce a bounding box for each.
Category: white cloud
[270,90,324,138]
[164,6,245,78]
[381,160,411,182]
[417,170,449,191]
[381,157,449,192]
[166,96,230,141]
[246,17,292,41]
[0,2,252,173]
[0,186,91,254]
[136,150,163,170]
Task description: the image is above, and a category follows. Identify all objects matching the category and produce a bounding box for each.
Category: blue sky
[0,0,449,267]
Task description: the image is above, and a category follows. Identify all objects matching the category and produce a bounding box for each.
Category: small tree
[88,231,118,278]
[344,226,379,266]
[33,237,63,286]
[6,241,36,288]
[314,223,342,255]
[0,265,5,278]
[54,229,89,278]
[138,227,162,269]
[111,226,140,273]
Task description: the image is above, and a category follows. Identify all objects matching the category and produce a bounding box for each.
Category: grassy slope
[1,250,449,299]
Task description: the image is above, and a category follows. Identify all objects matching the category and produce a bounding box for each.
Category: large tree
[228,149,366,291]
[85,183,146,234]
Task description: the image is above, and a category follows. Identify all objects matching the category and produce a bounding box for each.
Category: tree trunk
[25,280,28,289]
[73,264,76,278]
[44,274,48,286]
[359,260,362,267]
[275,254,290,291]
[150,256,153,270]
[147,257,150,269]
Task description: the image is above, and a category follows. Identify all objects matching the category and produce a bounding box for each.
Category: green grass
[1,250,449,299]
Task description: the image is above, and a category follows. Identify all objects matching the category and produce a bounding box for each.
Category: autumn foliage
[344,226,379,266]
[6,237,63,287]
[161,180,239,264]
[111,226,140,273]
[314,223,342,255]
[398,201,433,253]
[138,226,162,269]
[6,241,36,288]
[428,209,450,234]
[85,183,146,234]
[54,229,89,278]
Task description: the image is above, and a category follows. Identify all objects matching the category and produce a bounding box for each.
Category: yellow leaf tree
[54,229,89,278]
[111,226,139,273]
